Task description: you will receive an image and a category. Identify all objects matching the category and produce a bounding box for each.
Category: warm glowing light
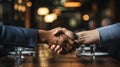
[18,5,22,11]
[83,14,89,21]
[17,5,26,12]
[18,0,22,4]
[21,5,26,12]
[14,4,18,10]
[50,13,57,20]
[27,1,32,7]
[37,7,49,15]
[63,2,82,7]
[44,14,55,23]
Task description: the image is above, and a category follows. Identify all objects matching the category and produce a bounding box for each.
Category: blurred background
[0,0,120,66]
[0,0,120,31]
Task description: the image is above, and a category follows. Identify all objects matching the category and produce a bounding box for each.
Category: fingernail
[51,45,55,49]
[54,45,60,51]
[57,48,62,54]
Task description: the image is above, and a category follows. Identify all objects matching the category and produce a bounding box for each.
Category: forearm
[75,29,99,45]
[97,23,120,45]
[0,24,38,47]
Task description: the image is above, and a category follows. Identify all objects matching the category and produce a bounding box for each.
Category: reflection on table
[0,43,120,67]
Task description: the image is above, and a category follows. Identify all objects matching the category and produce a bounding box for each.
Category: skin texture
[48,28,79,54]
[76,30,99,45]
[49,28,100,54]
[39,27,77,54]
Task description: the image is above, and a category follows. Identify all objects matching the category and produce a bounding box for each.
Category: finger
[76,32,85,37]
[57,48,62,54]
[62,28,74,39]
[48,44,53,48]
[50,45,56,50]
[53,30,62,35]
[75,38,84,44]
[54,45,61,51]
[52,27,63,36]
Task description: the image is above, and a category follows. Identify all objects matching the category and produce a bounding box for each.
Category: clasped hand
[46,27,78,54]
[42,27,99,55]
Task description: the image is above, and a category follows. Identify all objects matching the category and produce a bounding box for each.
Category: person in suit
[0,24,74,49]
[51,23,120,60]
[76,22,120,60]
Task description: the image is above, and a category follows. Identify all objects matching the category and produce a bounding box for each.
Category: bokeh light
[44,14,55,23]
[83,14,90,21]
[27,1,32,7]
[37,7,49,15]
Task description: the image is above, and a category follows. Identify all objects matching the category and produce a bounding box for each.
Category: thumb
[53,29,63,35]
[75,39,84,44]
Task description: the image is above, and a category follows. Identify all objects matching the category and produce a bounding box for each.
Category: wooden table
[0,44,120,67]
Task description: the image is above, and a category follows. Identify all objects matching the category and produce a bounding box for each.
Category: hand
[75,30,99,45]
[38,27,75,46]
[49,28,79,54]
[49,33,77,55]
[38,28,60,45]
[53,28,77,39]
[49,45,62,54]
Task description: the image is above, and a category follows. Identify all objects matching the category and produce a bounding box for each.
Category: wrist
[38,30,48,43]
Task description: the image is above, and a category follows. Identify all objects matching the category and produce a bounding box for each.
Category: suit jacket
[0,24,38,47]
[97,22,120,60]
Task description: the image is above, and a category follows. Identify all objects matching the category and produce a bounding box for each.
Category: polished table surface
[0,44,120,67]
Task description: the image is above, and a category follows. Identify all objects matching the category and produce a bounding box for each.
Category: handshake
[39,27,99,55]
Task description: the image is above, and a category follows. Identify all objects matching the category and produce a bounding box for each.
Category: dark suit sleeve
[97,23,120,46]
[0,24,38,47]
